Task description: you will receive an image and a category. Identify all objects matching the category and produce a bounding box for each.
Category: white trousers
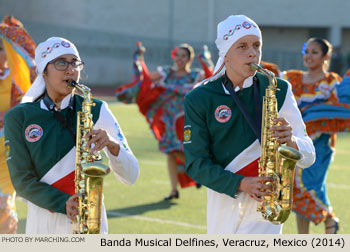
[207,189,282,234]
[25,201,108,234]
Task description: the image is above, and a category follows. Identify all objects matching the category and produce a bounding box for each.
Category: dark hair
[307,37,333,57]
[178,43,195,60]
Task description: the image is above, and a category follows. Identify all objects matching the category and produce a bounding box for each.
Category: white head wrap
[21,37,80,103]
[209,15,262,82]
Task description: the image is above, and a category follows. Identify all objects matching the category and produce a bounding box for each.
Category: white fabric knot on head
[22,37,80,103]
[213,15,262,77]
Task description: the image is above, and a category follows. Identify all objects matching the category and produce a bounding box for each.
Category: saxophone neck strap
[222,73,262,143]
[43,91,76,142]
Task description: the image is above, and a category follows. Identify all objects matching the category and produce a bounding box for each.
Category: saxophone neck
[67,80,92,100]
[249,62,277,89]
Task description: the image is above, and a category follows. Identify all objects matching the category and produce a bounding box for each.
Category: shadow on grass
[107,200,177,218]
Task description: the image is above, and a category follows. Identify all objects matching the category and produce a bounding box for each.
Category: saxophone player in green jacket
[5,37,140,234]
[183,15,316,234]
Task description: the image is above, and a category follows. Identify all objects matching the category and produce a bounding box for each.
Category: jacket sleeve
[94,102,140,185]
[279,83,316,168]
[4,111,70,214]
[183,95,244,198]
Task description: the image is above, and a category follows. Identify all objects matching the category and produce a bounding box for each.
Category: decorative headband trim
[223,21,257,40]
[41,41,71,58]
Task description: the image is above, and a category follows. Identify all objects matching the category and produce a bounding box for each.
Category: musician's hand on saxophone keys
[238,176,273,202]
[66,194,79,221]
[270,117,298,150]
[85,129,121,156]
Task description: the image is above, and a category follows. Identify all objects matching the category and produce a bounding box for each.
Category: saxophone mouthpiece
[249,62,260,71]
[67,80,78,88]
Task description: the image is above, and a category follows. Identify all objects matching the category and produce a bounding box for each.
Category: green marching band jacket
[183,72,288,198]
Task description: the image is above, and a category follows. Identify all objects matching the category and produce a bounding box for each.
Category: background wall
[1,0,350,86]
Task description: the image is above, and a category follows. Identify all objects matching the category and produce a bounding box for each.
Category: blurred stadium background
[1,0,350,86]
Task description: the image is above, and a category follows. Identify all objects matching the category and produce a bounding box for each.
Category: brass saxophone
[68,80,110,234]
[250,63,303,224]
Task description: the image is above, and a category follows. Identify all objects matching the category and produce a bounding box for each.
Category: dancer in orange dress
[282,38,350,234]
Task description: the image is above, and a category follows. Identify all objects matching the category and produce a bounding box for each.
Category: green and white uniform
[5,94,139,234]
[184,73,315,234]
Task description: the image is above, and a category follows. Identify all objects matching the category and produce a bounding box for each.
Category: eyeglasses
[48,59,84,71]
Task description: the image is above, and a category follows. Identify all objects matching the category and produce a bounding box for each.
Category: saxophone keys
[264,195,272,201]
[266,161,274,169]
[82,209,89,216]
[79,189,85,196]
[83,225,89,233]
[79,180,85,188]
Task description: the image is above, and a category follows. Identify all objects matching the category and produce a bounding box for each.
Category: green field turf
[14,102,350,234]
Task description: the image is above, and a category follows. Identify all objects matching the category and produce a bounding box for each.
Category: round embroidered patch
[25,124,43,142]
[215,105,232,123]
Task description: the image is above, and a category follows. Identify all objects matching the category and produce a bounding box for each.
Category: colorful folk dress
[344,68,350,77]
[0,16,36,233]
[116,47,212,187]
[283,70,350,224]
